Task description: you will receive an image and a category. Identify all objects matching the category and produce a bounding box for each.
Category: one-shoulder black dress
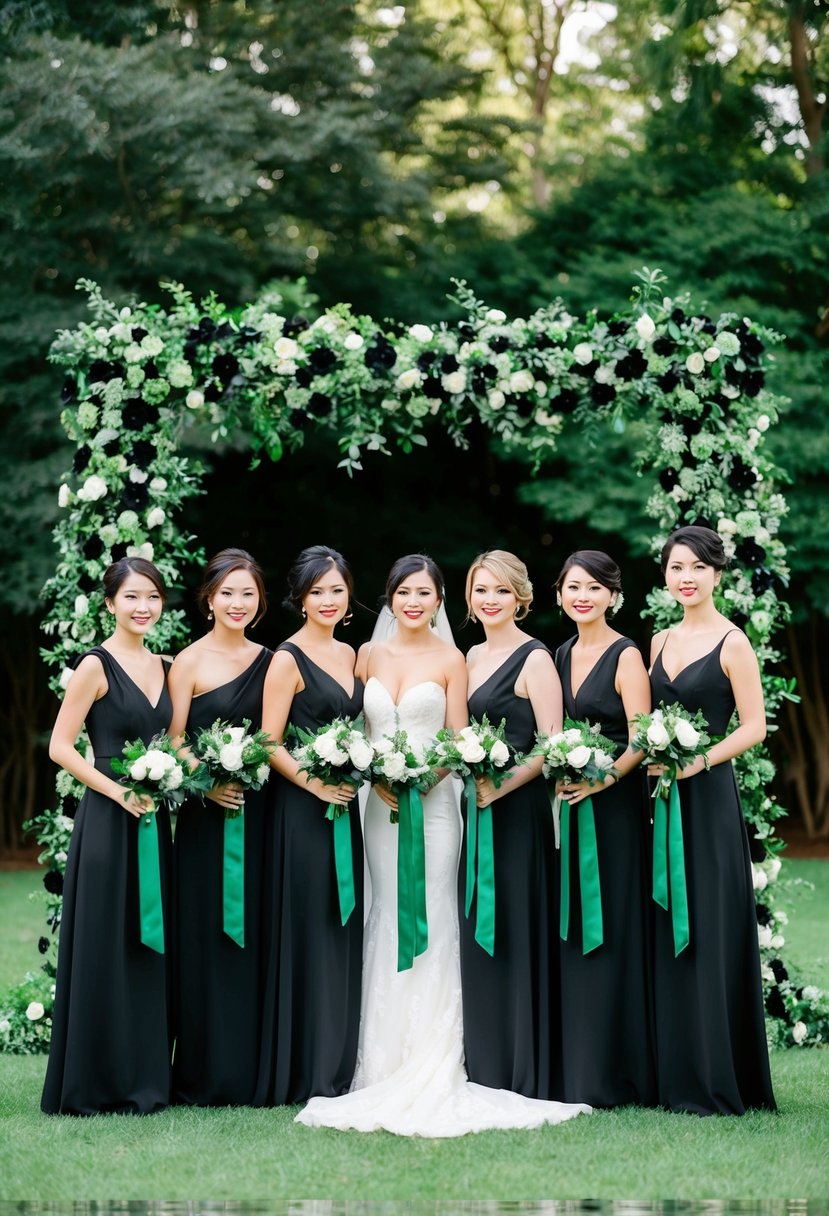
[555,635,656,1107]
[650,632,775,1115]
[172,646,272,1105]
[42,647,173,1115]
[254,642,364,1105]
[460,639,562,1100]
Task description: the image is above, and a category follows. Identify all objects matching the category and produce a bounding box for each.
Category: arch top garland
[2,266,827,1053]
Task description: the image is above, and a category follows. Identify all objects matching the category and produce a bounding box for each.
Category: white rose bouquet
[427,715,513,787]
[369,727,436,825]
[111,731,192,811]
[630,703,711,801]
[190,718,275,818]
[531,719,619,788]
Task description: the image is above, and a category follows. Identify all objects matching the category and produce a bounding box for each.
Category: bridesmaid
[254,545,364,1105]
[169,548,272,1105]
[649,525,775,1114]
[554,550,656,1107]
[460,550,564,1099]
[42,558,172,1115]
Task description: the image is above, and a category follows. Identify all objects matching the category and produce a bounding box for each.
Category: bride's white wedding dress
[295,678,591,1137]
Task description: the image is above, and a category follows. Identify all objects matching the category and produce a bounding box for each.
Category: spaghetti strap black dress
[650,632,776,1115]
[42,647,173,1115]
[254,642,364,1105]
[460,639,562,1100]
[172,645,272,1106]
[555,635,656,1107]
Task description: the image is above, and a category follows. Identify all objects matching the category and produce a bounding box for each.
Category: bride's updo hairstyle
[464,550,533,622]
[660,525,727,575]
[103,556,166,605]
[198,548,268,625]
[555,550,622,598]
[284,545,354,615]
[384,554,445,606]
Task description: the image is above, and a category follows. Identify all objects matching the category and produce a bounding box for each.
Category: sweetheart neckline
[365,675,444,709]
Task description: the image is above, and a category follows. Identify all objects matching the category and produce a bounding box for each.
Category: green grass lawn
[1,862,827,1201]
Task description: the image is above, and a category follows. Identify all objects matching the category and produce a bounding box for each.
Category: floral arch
[2,267,826,1050]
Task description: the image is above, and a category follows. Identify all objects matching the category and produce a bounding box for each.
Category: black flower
[128,440,156,468]
[77,571,97,595]
[765,986,787,1020]
[283,315,310,338]
[131,326,148,342]
[88,359,121,384]
[72,445,92,474]
[735,538,766,568]
[574,359,599,379]
[121,481,150,510]
[457,321,475,340]
[751,567,776,595]
[742,369,765,398]
[308,346,337,374]
[680,415,704,437]
[590,381,617,406]
[489,335,512,353]
[306,392,332,418]
[771,958,789,984]
[235,325,260,348]
[143,360,160,381]
[122,399,157,431]
[671,307,686,325]
[38,936,50,955]
[43,869,64,896]
[295,367,314,388]
[416,352,437,372]
[198,316,217,339]
[727,457,758,492]
[659,467,680,492]
[652,337,674,357]
[534,332,556,349]
[479,362,498,382]
[422,376,448,401]
[441,354,459,374]
[548,388,579,414]
[211,352,239,385]
[61,377,77,404]
[83,534,105,561]
[607,320,628,337]
[364,340,396,372]
[614,349,648,381]
[101,437,121,457]
[111,543,129,562]
[204,382,223,403]
[656,368,681,393]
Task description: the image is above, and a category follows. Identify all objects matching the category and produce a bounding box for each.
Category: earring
[343,606,353,627]
[301,608,307,618]
[208,609,214,621]
[555,593,562,608]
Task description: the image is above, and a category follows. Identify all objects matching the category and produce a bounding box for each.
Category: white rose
[509,369,534,393]
[756,414,770,432]
[573,342,593,365]
[767,856,782,882]
[146,507,165,529]
[256,764,270,784]
[567,745,592,770]
[315,729,343,762]
[534,380,547,396]
[58,483,72,508]
[344,331,364,350]
[646,721,670,749]
[717,330,741,356]
[185,390,204,409]
[593,748,614,772]
[717,517,738,536]
[757,924,773,948]
[396,368,421,391]
[25,1002,45,1021]
[685,352,705,375]
[703,346,720,362]
[74,595,89,618]
[138,542,154,561]
[329,746,350,766]
[673,718,700,749]
[129,467,149,484]
[489,739,510,766]
[275,336,298,360]
[488,389,505,410]
[373,738,393,756]
[752,864,768,891]
[146,763,167,782]
[348,737,374,771]
[59,666,74,690]
[129,758,149,782]
[78,474,108,501]
[774,910,788,926]
[770,933,785,950]
[409,324,433,343]
[635,313,655,341]
[792,1021,807,1045]
[224,726,246,744]
[564,728,582,744]
[219,743,245,772]
[442,370,466,394]
[150,477,167,492]
[485,308,506,323]
[457,737,487,764]
[166,765,183,790]
[383,752,407,782]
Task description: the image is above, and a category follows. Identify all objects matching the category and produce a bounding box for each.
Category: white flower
[77,474,108,502]
[685,352,705,375]
[767,856,782,882]
[59,666,74,690]
[717,517,738,536]
[489,739,510,766]
[635,313,655,341]
[703,346,720,363]
[315,729,343,762]
[396,368,421,391]
[256,763,270,784]
[130,757,149,782]
[756,414,770,432]
[443,370,466,394]
[166,765,183,790]
[0,1018,10,1033]
[770,933,785,950]
[150,477,167,492]
[383,752,407,782]
[58,483,72,508]
[803,986,820,1001]
[219,744,245,772]
[750,609,771,636]
[572,342,593,365]
[646,721,670,749]
[348,736,374,771]
[409,324,433,343]
[55,850,68,864]
[457,737,487,764]
[226,726,247,744]
[774,910,788,926]
[564,728,582,744]
[485,308,506,323]
[757,924,773,948]
[752,864,768,891]
[186,390,205,409]
[127,542,154,561]
[593,748,614,772]
[129,467,149,484]
[373,738,393,757]
[141,335,164,357]
[717,330,741,356]
[673,718,700,749]
[95,326,110,344]
[534,380,547,396]
[147,507,165,529]
[567,745,592,770]
[488,389,505,410]
[25,1002,45,1021]
[509,369,534,393]
[275,336,298,360]
[74,595,89,618]
[792,1021,808,1045]
[344,331,364,351]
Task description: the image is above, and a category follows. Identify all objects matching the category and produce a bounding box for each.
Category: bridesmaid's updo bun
[660,526,727,574]
[284,545,353,615]
[103,557,166,603]
[198,548,267,624]
[465,550,533,621]
[385,554,445,606]
[555,550,622,595]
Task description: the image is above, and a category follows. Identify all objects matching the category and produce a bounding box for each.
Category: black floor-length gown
[460,639,562,1099]
[254,642,364,1105]
[650,632,776,1115]
[555,635,657,1107]
[42,647,173,1115]
[172,645,272,1106]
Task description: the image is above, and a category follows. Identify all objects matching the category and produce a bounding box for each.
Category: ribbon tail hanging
[137,810,165,954]
[223,811,245,947]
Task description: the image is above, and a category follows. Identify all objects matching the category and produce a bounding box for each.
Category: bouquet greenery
[190,718,274,817]
[630,703,711,800]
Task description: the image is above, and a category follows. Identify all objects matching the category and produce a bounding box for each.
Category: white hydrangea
[717,330,741,356]
[77,475,108,502]
[485,308,506,324]
[147,507,165,529]
[408,324,433,343]
[186,390,205,409]
[396,369,421,391]
[275,336,298,360]
[488,389,505,410]
[150,477,167,492]
[443,370,466,394]
[343,331,364,351]
[509,369,534,393]
[572,342,593,365]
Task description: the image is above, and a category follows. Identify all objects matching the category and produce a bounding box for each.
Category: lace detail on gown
[295,678,591,1136]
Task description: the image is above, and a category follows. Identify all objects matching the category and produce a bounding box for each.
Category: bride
[296,554,591,1137]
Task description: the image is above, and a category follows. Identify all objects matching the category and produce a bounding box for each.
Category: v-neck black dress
[254,642,364,1105]
[42,646,173,1115]
[555,635,656,1108]
[650,633,775,1115]
[460,639,562,1100]
[172,646,273,1106]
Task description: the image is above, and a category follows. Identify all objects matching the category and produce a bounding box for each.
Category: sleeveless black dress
[254,642,364,1105]
[42,647,173,1115]
[172,646,272,1106]
[555,636,657,1107]
[460,639,562,1100]
[650,632,776,1115]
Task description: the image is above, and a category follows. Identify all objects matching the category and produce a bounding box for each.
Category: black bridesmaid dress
[460,639,562,1100]
[172,645,272,1106]
[555,635,657,1107]
[254,642,364,1105]
[42,647,173,1115]
[650,631,776,1115]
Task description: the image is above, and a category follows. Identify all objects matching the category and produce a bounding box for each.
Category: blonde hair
[465,550,533,623]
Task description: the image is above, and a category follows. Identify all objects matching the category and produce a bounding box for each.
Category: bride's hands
[372,781,398,813]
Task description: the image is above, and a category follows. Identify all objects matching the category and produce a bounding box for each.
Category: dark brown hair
[284,546,354,615]
[198,548,267,625]
[660,526,727,574]
[555,550,622,595]
[384,554,445,606]
[103,557,166,603]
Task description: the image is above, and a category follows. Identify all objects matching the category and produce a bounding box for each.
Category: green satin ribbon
[223,811,245,948]
[396,785,428,972]
[652,779,690,956]
[463,775,495,956]
[559,796,604,955]
[136,810,165,954]
[326,802,356,925]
